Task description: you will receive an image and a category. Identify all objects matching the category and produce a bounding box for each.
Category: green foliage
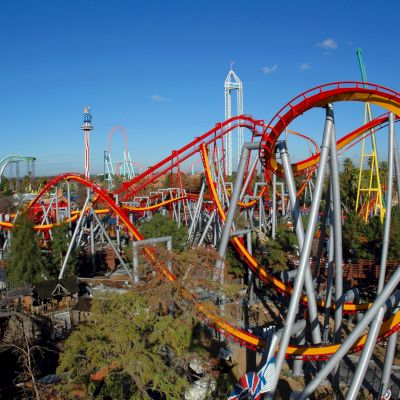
[254,227,291,273]
[0,194,14,213]
[342,207,400,262]
[6,210,47,284]
[276,223,297,253]
[264,224,296,273]
[340,157,358,212]
[388,206,400,260]
[49,222,76,278]
[342,211,371,260]
[364,215,384,259]
[57,291,195,399]
[138,213,188,252]
[225,246,245,278]
[264,238,288,273]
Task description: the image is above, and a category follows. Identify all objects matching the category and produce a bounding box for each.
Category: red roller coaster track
[8,81,399,360]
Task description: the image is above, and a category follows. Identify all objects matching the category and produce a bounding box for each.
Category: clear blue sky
[1,0,400,176]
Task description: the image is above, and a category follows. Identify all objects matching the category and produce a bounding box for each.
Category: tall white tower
[224,68,243,176]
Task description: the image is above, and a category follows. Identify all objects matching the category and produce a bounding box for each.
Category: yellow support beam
[355,49,385,223]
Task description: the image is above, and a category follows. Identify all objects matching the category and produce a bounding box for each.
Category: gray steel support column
[188,179,205,240]
[40,205,53,240]
[198,210,215,246]
[345,112,396,399]
[114,195,121,250]
[296,273,400,400]
[330,124,343,346]
[132,236,173,274]
[259,319,307,368]
[229,229,254,303]
[345,308,385,400]
[176,197,180,226]
[277,141,321,377]
[216,142,260,275]
[89,205,134,281]
[75,216,87,248]
[166,238,172,272]
[133,247,139,283]
[394,133,400,206]
[90,220,95,273]
[55,185,59,223]
[239,155,259,201]
[0,214,3,260]
[246,231,254,304]
[277,140,322,345]
[313,187,330,283]
[380,330,398,396]
[323,208,334,343]
[67,182,71,229]
[272,173,277,239]
[132,236,172,247]
[213,212,218,247]
[267,104,334,398]
[41,193,56,225]
[278,183,286,216]
[59,193,91,279]
[381,118,400,397]
[129,214,140,283]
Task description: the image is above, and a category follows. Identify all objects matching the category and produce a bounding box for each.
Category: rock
[189,358,205,376]
[184,378,216,400]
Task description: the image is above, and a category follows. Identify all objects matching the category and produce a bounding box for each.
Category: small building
[31,278,79,336]
[71,297,92,326]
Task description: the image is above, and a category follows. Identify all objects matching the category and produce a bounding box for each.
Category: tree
[58,291,196,398]
[57,247,230,399]
[379,161,388,189]
[49,222,76,278]
[138,213,188,252]
[0,315,56,400]
[225,246,246,278]
[6,210,47,284]
[253,228,289,273]
[340,157,358,211]
[388,205,400,260]
[0,194,14,213]
[342,211,369,260]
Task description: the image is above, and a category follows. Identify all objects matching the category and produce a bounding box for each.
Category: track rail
[260,82,400,174]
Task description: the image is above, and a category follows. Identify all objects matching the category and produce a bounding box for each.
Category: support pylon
[355,48,385,222]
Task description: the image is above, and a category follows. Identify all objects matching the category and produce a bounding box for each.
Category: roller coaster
[2,81,400,399]
[0,155,36,191]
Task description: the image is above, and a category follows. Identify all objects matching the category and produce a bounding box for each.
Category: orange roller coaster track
[4,81,400,361]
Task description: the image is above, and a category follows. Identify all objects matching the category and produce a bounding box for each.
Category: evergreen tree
[6,210,46,284]
[139,213,188,252]
[57,291,194,399]
[388,206,400,260]
[342,211,369,260]
[49,222,76,278]
[340,157,358,211]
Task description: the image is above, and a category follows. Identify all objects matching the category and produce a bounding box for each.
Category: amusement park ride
[0,155,36,191]
[103,125,139,190]
[1,56,400,399]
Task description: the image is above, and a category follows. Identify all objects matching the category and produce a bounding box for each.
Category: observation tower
[81,107,93,179]
[224,67,243,176]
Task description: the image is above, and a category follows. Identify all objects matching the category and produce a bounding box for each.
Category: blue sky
[1,0,400,176]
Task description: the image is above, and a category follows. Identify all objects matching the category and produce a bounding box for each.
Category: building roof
[34,277,79,300]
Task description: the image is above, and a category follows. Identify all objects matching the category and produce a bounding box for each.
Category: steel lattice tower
[355,49,385,222]
[224,68,243,176]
